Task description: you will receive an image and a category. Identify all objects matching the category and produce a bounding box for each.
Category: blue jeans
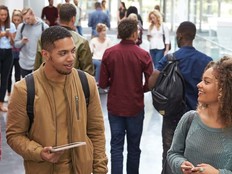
[0,48,13,102]
[108,109,144,174]
[149,49,164,68]
[93,59,101,83]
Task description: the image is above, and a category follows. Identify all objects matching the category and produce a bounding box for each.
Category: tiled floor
[0,92,163,174]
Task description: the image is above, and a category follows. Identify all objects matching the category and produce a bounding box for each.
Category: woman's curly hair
[96,23,107,33]
[214,56,232,126]
[198,56,232,126]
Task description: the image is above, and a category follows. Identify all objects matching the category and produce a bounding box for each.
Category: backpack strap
[25,73,35,131]
[20,23,25,39]
[21,22,44,39]
[167,53,186,104]
[25,70,90,131]
[184,113,195,145]
[41,22,44,31]
[77,69,90,106]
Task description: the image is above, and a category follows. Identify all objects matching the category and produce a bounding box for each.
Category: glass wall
[80,0,232,51]
[161,0,232,31]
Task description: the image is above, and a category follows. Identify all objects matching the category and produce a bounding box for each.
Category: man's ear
[71,16,76,25]
[132,30,138,41]
[41,49,50,61]
[177,33,183,41]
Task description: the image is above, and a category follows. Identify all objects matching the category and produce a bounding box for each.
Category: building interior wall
[0,0,232,32]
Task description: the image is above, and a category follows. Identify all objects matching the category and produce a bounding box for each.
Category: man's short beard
[49,57,72,75]
[56,69,72,75]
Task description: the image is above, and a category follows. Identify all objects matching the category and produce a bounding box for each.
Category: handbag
[162,25,171,50]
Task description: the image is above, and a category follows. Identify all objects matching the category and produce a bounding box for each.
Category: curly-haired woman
[167,56,232,174]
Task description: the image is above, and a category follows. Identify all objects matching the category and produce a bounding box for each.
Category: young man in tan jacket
[7,26,108,174]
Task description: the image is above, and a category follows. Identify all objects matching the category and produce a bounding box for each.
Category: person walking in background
[168,56,232,174]
[34,3,94,76]
[7,9,23,98]
[0,5,16,112]
[89,23,112,86]
[88,2,110,38]
[57,3,62,14]
[118,1,127,24]
[74,0,83,35]
[41,0,58,26]
[99,18,153,174]
[148,21,212,174]
[126,6,143,26]
[147,10,170,68]
[154,4,161,11]
[154,4,164,20]
[127,13,142,46]
[126,6,143,46]
[7,26,108,174]
[101,0,110,19]
[14,8,49,77]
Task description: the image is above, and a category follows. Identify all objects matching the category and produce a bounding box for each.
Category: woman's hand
[181,161,194,174]
[0,31,7,38]
[191,163,219,174]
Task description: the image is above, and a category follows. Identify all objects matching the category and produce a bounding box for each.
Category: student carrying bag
[151,54,186,117]
[25,69,90,131]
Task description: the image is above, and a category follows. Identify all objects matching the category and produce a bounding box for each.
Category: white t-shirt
[89,37,112,60]
[0,22,16,49]
[147,23,170,50]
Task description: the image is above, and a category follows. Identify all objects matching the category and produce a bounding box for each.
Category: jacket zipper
[64,88,77,173]
[51,86,56,174]
[75,96,80,120]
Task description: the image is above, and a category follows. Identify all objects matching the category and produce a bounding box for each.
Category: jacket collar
[60,25,74,31]
[120,39,136,45]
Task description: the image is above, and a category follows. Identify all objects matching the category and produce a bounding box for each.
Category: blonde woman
[147,10,170,68]
[89,23,112,85]
[7,9,23,97]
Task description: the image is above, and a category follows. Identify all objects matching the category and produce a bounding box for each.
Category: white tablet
[50,142,86,152]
